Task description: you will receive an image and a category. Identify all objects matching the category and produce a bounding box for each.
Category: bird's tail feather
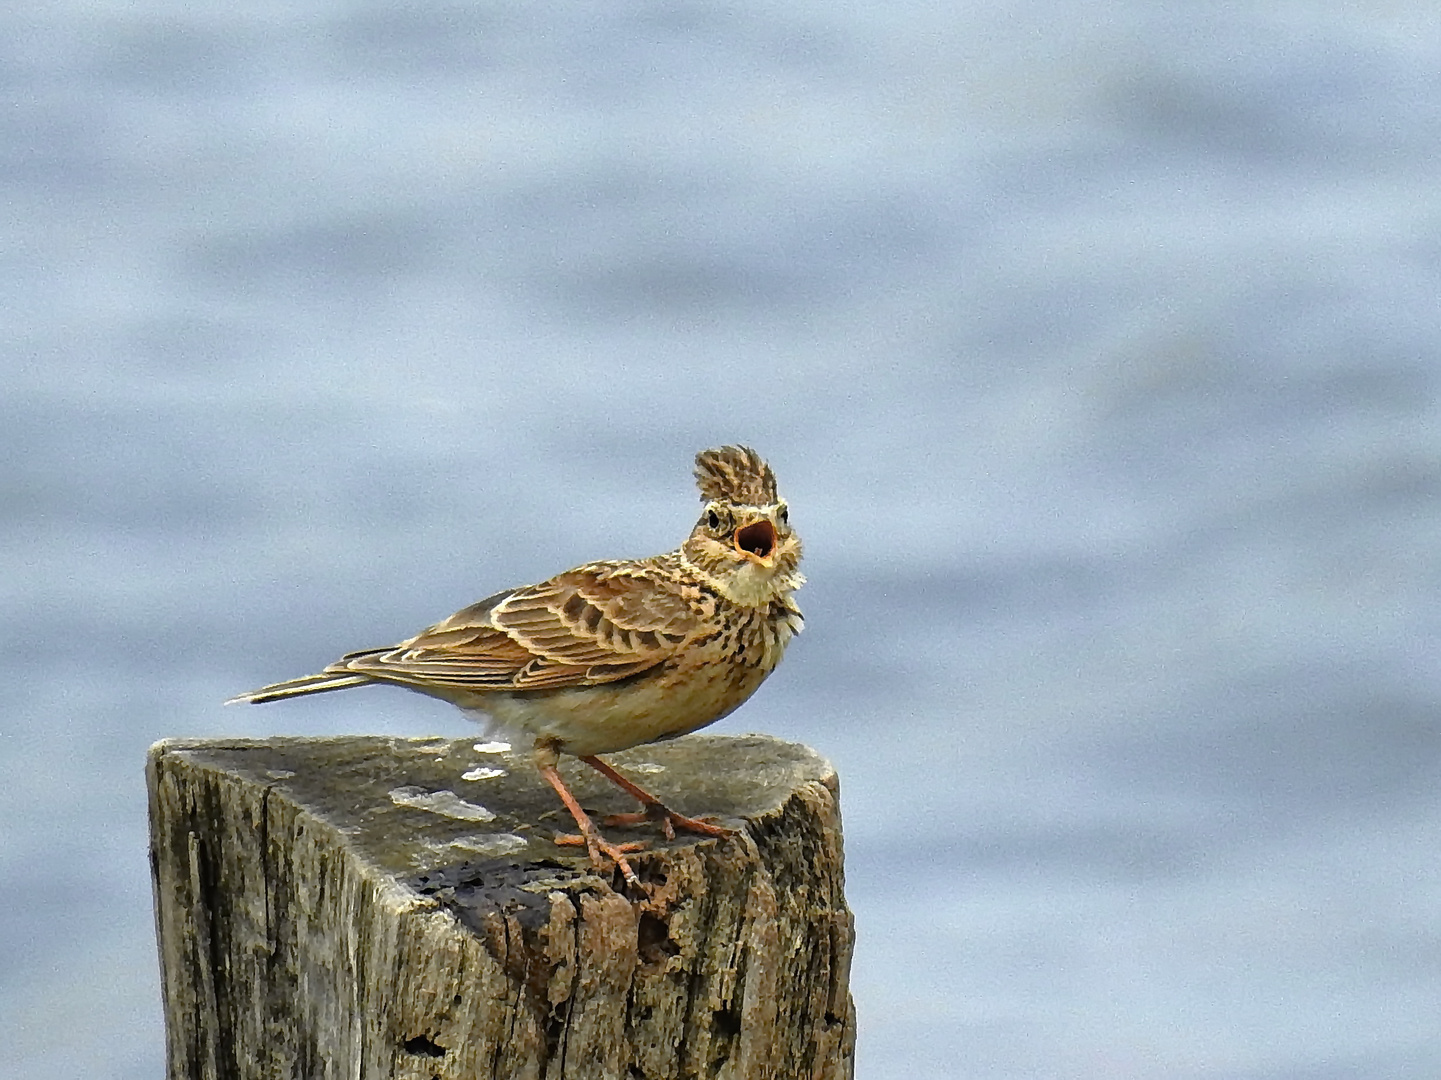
[225,671,373,705]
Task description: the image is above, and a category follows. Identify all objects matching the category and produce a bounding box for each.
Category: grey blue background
[6,2,1441,1077]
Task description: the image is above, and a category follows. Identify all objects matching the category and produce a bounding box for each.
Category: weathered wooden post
[148,733,855,1079]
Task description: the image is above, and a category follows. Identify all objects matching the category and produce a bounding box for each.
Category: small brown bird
[228,446,803,884]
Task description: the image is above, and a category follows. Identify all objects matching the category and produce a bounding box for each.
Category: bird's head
[681,445,804,606]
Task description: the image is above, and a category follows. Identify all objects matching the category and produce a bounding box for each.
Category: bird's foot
[552,830,648,886]
[602,801,734,842]
[553,831,649,855]
[577,755,734,842]
[537,750,646,886]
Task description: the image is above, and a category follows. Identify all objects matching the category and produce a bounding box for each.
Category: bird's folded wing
[337,564,699,692]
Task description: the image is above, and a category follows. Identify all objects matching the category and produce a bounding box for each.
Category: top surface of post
[148,733,838,883]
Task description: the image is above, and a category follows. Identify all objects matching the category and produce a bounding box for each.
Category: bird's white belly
[471,663,767,758]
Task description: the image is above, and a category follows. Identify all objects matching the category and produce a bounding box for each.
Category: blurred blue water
[5,2,1441,1077]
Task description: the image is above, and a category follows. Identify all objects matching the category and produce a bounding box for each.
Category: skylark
[228,445,803,885]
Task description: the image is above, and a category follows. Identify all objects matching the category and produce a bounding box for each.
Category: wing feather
[335,562,699,694]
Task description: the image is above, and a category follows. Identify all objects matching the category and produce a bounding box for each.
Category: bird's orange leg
[534,744,644,886]
[579,754,733,841]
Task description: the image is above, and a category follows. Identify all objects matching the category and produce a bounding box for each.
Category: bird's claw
[553,831,648,886]
[553,831,649,854]
[602,802,733,841]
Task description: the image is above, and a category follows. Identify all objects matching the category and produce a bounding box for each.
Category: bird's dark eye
[777,504,788,525]
[707,508,722,530]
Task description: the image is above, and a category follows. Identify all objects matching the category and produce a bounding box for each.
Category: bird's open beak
[734,518,778,566]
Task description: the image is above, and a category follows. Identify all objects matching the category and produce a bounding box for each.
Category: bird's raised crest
[693,445,777,505]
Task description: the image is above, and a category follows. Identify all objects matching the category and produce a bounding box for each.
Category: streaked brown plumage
[228,445,803,884]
